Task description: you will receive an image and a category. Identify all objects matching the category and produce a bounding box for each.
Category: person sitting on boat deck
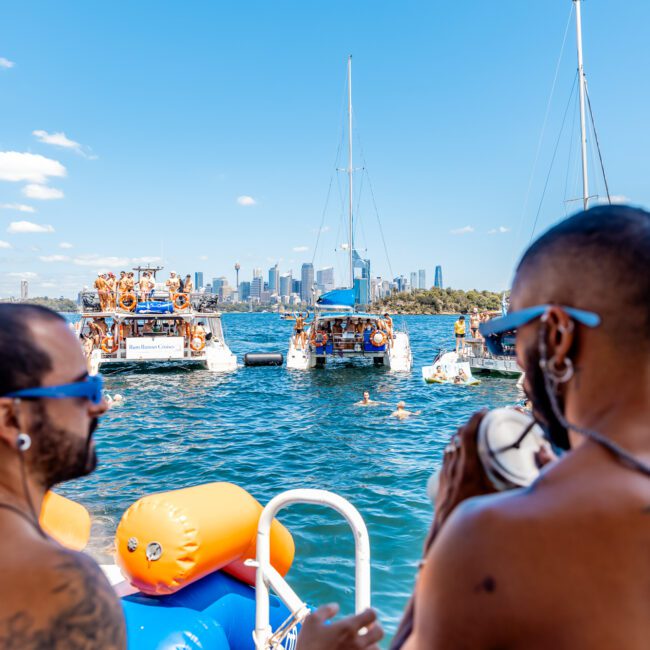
[389,205,650,650]
[165,271,180,298]
[469,308,480,338]
[390,401,421,420]
[293,312,307,349]
[432,365,447,381]
[454,315,466,353]
[383,313,394,341]
[453,368,468,384]
[94,273,109,312]
[142,319,154,335]
[0,304,125,648]
[87,317,107,346]
[355,390,380,407]
[191,321,207,340]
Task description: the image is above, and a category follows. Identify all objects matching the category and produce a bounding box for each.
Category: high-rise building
[300,263,314,304]
[317,266,335,292]
[20,280,28,300]
[410,272,418,292]
[394,275,408,292]
[194,272,204,290]
[279,273,292,298]
[434,265,443,289]
[352,250,371,304]
[418,269,426,290]
[354,278,370,305]
[239,281,251,301]
[253,268,262,279]
[292,279,301,295]
[268,264,279,293]
[212,277,227,295]
[250,277,263,300]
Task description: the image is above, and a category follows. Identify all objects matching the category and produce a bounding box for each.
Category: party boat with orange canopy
[43,483,370,650]
[77,265,236,374]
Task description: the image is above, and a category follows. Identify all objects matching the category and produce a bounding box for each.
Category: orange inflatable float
[115,482,295,595]
[40,491,91,551]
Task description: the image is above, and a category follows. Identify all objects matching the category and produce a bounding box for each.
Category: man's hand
[296,604,383,650]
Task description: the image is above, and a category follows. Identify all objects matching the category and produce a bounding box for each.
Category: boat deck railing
[79,289,220,315]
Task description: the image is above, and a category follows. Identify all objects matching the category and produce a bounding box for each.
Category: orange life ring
[173,293,190,311]
[119,292,137,311]
[190,335,206,351]
[101,335,119,354]
[311,331,328,347]
[370,329,388,347]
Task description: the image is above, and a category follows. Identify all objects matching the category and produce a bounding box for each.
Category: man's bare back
[407,439,650,649]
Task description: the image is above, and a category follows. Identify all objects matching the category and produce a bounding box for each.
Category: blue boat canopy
[317,288,355,308]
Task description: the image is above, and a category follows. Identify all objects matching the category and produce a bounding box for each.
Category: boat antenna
[347,54,354,289]
[574,0,589,210]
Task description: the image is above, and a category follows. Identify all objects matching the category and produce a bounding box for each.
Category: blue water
[60,313,520,643]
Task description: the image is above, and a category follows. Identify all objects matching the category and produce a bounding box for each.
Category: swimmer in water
[390,401,421,419]
[106,393,124,409]
[355,390,381,406]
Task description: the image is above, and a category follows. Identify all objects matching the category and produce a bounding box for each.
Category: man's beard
[28,404,98,488]
[523,342,571,451]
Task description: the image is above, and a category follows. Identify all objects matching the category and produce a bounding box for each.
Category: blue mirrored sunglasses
[479,304,601,356]
[3,374,105,405]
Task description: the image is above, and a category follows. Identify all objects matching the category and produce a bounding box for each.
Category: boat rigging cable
[585,85,611,205]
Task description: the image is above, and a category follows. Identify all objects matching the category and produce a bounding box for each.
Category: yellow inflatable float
[115,482,295,595]
[40,491,91,551]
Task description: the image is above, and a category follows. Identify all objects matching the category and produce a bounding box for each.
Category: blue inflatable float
[122,570,297,649]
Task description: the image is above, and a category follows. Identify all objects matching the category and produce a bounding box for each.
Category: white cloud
[596,195,630,205]
[32,130,96,159]
[450,225,475,235]
[22,184,64,200]
[0,240,11,249]
[131,256,162,265]
[0,58,15,69]
[0,151,66,183]
[8,272,38,279]
[7,220,55,234]
[39,254,69,262]
[292,245,309,253]
[312,225,330,234]
[59,242,73,249]
[199,255,209,261]
[0,203,35,213]
[39,282,58,288]
[73,254,129,268]
[237,195,256,206]
[487,226,511,235]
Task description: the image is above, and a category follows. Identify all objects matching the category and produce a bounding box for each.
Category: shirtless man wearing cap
[386,205,650,649]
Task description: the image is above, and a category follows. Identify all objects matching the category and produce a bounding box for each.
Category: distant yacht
[286,57,412,372]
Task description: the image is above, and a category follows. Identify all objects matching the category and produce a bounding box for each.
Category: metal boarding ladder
[250,489,371,650]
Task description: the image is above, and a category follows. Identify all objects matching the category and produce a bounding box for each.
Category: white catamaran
[77,266,237,374]
[286,57,412,372]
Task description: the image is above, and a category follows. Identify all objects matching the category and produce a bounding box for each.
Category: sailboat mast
[347,55,354,288]
[574,0,589,210]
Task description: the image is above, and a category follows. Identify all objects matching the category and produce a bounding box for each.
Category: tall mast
[574,0,589,210]
[347,55,354,288]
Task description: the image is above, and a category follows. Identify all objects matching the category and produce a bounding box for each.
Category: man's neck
[0,451,47,516]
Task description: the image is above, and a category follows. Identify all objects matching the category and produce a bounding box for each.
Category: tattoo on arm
[0,552,126,649]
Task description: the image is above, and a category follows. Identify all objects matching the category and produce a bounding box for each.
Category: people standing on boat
[105,272,117,311]
[390,205,650,650]
[138,271,151,302]
[383,313,394,342]
[183,274,193,294]
[293,312,307,349]
[166,271,180,298]
[0,304,126,647]
[469,308,480,338]
[117,270,128,300]
[454,315,466,353]
[94,273,109,312]
[125,271,136,294]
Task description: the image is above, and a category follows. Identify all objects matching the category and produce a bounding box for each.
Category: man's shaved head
[513,205,650,347]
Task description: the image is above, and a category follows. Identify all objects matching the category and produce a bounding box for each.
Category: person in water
[453,368,468,384]
[355,391,380,406]
[0,304,380,650]
[0,304,125,647]
[454,315,466,353]
[390,401,421,420]
[387,205,650,649]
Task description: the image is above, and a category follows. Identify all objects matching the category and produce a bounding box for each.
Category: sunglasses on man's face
[478,304,601,356]
[4,374,105,405]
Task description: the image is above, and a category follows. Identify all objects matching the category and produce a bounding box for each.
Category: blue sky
[1,0,649,298]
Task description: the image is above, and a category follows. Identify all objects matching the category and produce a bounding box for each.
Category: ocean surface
[60,313,521,644]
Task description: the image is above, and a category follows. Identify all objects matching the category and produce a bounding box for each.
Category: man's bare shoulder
[0,543,126,649]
